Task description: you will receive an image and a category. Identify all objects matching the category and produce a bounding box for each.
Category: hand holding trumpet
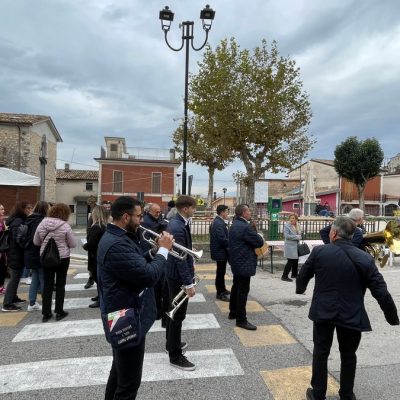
[157,231,174,251]
[185,286,196,298]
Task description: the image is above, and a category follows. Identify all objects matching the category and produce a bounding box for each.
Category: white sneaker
[27,302,42,311]
[20,277,32,285]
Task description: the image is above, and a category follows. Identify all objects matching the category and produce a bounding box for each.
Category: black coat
[228,217,264,277]
[24,213,45,269]
[320,224,364,248]
[210,216,229,262]
[98,223,166,335]
[5,214,26,270]
[166,213,194,285]
[84,223,106,274]
[296,239,399,331]
[140,213,163,253]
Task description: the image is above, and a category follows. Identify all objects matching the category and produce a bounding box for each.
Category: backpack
[40,236,61,269]
[16,224,30,249]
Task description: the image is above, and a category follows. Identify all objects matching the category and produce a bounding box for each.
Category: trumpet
[166,275,201,320]
[138,226,203,261]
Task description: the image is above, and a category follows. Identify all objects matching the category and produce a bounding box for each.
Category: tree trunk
[246,175,256,212]
[357,184,365,212]
[207,167,215,211]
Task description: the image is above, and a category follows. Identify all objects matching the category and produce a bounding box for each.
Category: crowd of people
[1,196,399,400]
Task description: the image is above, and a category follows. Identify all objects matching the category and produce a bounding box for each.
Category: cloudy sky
[1,0,399,196]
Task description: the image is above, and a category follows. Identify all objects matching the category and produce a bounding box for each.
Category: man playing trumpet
[166,195,197,371]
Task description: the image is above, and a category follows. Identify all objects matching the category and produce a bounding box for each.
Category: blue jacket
[166,213,194,285]
[97,223,167,335]
[139,213,163,253]
[296,239,399,331]
[210,216,229,262]
[320,224,364,248]
[228,217,264,277]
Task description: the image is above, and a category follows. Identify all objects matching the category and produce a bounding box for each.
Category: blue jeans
[29,269,44,305]
[21,267,30,279]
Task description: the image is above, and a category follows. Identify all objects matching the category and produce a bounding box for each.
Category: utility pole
[39,135,47,201]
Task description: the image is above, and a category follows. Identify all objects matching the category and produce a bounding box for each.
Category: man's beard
[126,219,137,233]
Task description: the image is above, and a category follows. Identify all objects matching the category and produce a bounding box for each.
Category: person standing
[166,195,197,370]
[0,204,7,295]
[228,204,264,330]
[297,216,399,400]
[210,204,230,301]
[34,203,76,322]
[25,201,50,311]
[83,205,107,308]
[2,201,31,312]
[98,196,173,400]
[281,213,302,282]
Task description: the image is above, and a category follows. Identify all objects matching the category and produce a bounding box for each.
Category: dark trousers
[166,278,188,360]
[215,260,228,295]
[154,276,169,320]
[229,275,251,323]
[0,253,6,287]
[282,258,298,278]
[311,322,362,400]
[105,338,146,400]
[42,257,70,316]
[4,267,23,305]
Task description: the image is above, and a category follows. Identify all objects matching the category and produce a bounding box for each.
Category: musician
[228,204,264,330]
[297,216,399,400]
[166,195,197,371]
[210,205,230,301]
[97,196,173,399]
[320,208,364,249]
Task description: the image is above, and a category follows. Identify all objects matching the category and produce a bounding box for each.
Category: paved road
[1,246,399,399]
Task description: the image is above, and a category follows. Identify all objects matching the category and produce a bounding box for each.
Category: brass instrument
[363,221,400,268]
[138,226,203,261]
[166,275,201,320]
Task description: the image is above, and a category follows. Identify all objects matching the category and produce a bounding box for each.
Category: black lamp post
[223,187,227,205]
[159,5,215,195]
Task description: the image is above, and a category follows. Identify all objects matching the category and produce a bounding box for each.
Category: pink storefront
[282,191,338,215]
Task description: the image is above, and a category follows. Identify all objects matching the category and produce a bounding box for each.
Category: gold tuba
[363,221,400,268]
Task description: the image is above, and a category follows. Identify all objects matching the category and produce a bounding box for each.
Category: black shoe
[170,354,196,371]
[13,296,27,304]
[165,342,188,354]
[56,311,69,321]
[306,388,315,400]
[42,313,53,322]
[236,321,257,331]
[290,275,297,279]
[91,295,99,302]
[228,313,236,320]
[84,277,94,289]
[216,293,230,302]
[88,301,99,308]
[2,304,22,312]
[281,277,293,282]
[223,289,231,295]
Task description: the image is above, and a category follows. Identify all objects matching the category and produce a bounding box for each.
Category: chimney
[64,163,70,172]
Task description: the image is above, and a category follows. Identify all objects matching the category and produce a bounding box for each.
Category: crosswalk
[0,259,340,399]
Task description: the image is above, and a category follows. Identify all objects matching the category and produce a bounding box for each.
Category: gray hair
[331,216,356,240]
[348,208,364,221]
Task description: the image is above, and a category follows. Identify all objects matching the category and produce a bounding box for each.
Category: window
[110,143,118,151]
[85,182,93,191]
[69,205,75,213]
[113,170,123,193]
[293,203,300,209]
[152,172,161,194]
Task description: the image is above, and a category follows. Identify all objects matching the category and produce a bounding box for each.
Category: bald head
[149,203,161,219]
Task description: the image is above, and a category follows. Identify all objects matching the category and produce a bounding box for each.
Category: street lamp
[222,187,227,205]
[159,5,216,195]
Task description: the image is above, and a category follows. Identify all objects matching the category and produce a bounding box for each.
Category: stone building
[0,113,62,202]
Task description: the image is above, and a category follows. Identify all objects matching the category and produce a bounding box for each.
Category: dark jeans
[166,278,188,360]
[42,257,70,316]
[282,258,298,278]
[3,268,23,305]
[229,275,251,323]
[0,253,7,286]
[311,321,362,400]
[215,260,228,294]
[105,338,146,400]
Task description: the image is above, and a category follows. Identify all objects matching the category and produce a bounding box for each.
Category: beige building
[56,165,99,225]
[0,113,62,202]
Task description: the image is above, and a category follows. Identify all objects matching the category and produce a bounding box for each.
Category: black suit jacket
[296,239,399,331]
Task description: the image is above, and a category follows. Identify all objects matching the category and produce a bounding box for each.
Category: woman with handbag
[34,203,76,322]
[282,213,302,282]
[0,204,7,295]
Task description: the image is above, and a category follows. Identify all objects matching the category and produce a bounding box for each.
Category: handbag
[0,229,10,252]
[297,241,310,257]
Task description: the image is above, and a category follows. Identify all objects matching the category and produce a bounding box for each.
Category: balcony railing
[341,193,387,202]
